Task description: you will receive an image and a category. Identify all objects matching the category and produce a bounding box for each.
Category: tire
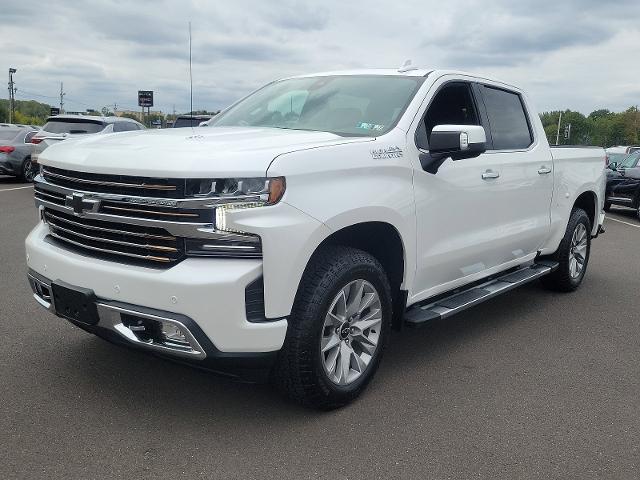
[20,157,35,182]
[541,208,591,292]
[273,245,392,409]
[603,201,611,212]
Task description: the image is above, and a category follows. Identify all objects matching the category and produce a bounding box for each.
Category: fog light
[161,321,189,345]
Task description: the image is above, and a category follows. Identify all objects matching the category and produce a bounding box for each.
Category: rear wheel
[273,246,392,409]
[541,208,591,292]
[20,157,35,182]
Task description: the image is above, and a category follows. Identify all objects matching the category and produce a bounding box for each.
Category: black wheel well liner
[573,191,597,229]
[306,222,407,329]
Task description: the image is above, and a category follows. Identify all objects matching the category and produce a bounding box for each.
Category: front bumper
[25,222,288,377]
[27,270,278,381]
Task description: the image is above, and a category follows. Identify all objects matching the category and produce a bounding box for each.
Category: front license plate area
[51,280,99,325]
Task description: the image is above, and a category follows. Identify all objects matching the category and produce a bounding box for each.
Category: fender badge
[371,146,403,160]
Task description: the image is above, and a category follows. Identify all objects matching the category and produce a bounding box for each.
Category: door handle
[538,166,552,175]
[481,170,500,180]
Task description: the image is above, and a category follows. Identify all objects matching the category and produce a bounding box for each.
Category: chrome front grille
[34,169,216,268]
[43,209,184,265]
[42,166,185,198]
[34,167,263,267]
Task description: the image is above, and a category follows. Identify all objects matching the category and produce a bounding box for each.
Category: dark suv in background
[172,115,212,128]
[605,150,640,219]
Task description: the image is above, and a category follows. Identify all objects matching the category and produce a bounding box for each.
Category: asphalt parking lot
[1,175,639,480]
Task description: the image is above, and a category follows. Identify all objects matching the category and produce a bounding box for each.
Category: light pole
[8,68,17,124]
[555,111,563,146]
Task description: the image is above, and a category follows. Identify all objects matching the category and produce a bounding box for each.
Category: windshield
[210,75,424,136]
[42,118,105,134]
[619,151,640,168]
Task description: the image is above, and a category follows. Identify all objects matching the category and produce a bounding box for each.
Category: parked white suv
[26,69,605,408]
[30,115,145,164]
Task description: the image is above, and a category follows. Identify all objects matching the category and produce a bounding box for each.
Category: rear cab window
[41,118,106,134]
[480,86,533,150]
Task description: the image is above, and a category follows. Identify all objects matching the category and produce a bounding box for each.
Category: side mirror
[418,124,487,174]
[607,162,618,171]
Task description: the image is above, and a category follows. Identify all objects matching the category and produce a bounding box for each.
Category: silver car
[31,115,145,165]
[0,127,38,181]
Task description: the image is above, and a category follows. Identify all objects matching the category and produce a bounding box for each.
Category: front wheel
[541,208,591,292]
[273,246,392,409]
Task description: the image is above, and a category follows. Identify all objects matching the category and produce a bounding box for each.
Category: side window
[481,86,532,150]
[421,83,479,144]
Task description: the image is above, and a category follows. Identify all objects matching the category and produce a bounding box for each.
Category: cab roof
[286,68,519,91]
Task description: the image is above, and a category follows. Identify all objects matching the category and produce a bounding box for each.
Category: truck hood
[39,126,372,177]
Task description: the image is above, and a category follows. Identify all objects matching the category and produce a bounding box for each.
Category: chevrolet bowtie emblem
[65,192,99,215]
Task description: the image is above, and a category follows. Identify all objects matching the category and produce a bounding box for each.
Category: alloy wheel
[569,223,588,279]
[320,279,382,385]
[23,160,34,182]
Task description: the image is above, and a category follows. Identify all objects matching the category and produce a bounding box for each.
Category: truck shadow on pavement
[0,175,28,185]
[41,281,560,421]
[607,206,640,224]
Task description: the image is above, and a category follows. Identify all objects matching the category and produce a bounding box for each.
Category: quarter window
[481,86,532,150]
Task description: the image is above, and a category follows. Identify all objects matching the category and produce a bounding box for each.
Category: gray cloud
[2,0,639,115]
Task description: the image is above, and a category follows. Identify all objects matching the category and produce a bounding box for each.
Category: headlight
[182,177,285,258]
[185,176,286,205]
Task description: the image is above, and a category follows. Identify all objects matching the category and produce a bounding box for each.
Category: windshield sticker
[357,122,385,131]
[371,146,403,160]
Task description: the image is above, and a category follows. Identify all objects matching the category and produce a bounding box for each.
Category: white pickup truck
[26,68,606,409]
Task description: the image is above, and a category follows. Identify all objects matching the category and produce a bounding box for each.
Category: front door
[411,80,553,301]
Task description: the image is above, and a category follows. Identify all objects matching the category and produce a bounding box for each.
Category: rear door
[475,84,554,263]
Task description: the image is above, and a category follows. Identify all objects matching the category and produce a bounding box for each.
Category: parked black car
[172,115,212,128]
[605,150,640,219]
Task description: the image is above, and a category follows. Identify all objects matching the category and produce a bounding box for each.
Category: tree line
[540,107,640,147]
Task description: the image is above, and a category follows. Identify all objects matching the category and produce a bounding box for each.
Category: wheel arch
[573,190,598,230]
[299,220,408,329]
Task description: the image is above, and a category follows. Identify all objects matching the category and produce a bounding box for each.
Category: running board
[404,260,559,327]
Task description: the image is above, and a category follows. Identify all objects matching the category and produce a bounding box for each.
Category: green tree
[0,102,7,122]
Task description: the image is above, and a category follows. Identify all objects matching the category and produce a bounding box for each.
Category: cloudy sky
[3,0,640,115]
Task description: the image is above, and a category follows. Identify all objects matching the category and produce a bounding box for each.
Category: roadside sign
[50,107,60,116]
[138,90,154,107]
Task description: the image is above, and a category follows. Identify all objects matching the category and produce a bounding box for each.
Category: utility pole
[59,82,65,114]
[555,111,563,145]
[8,68,17,123]
[113,103,118,115]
